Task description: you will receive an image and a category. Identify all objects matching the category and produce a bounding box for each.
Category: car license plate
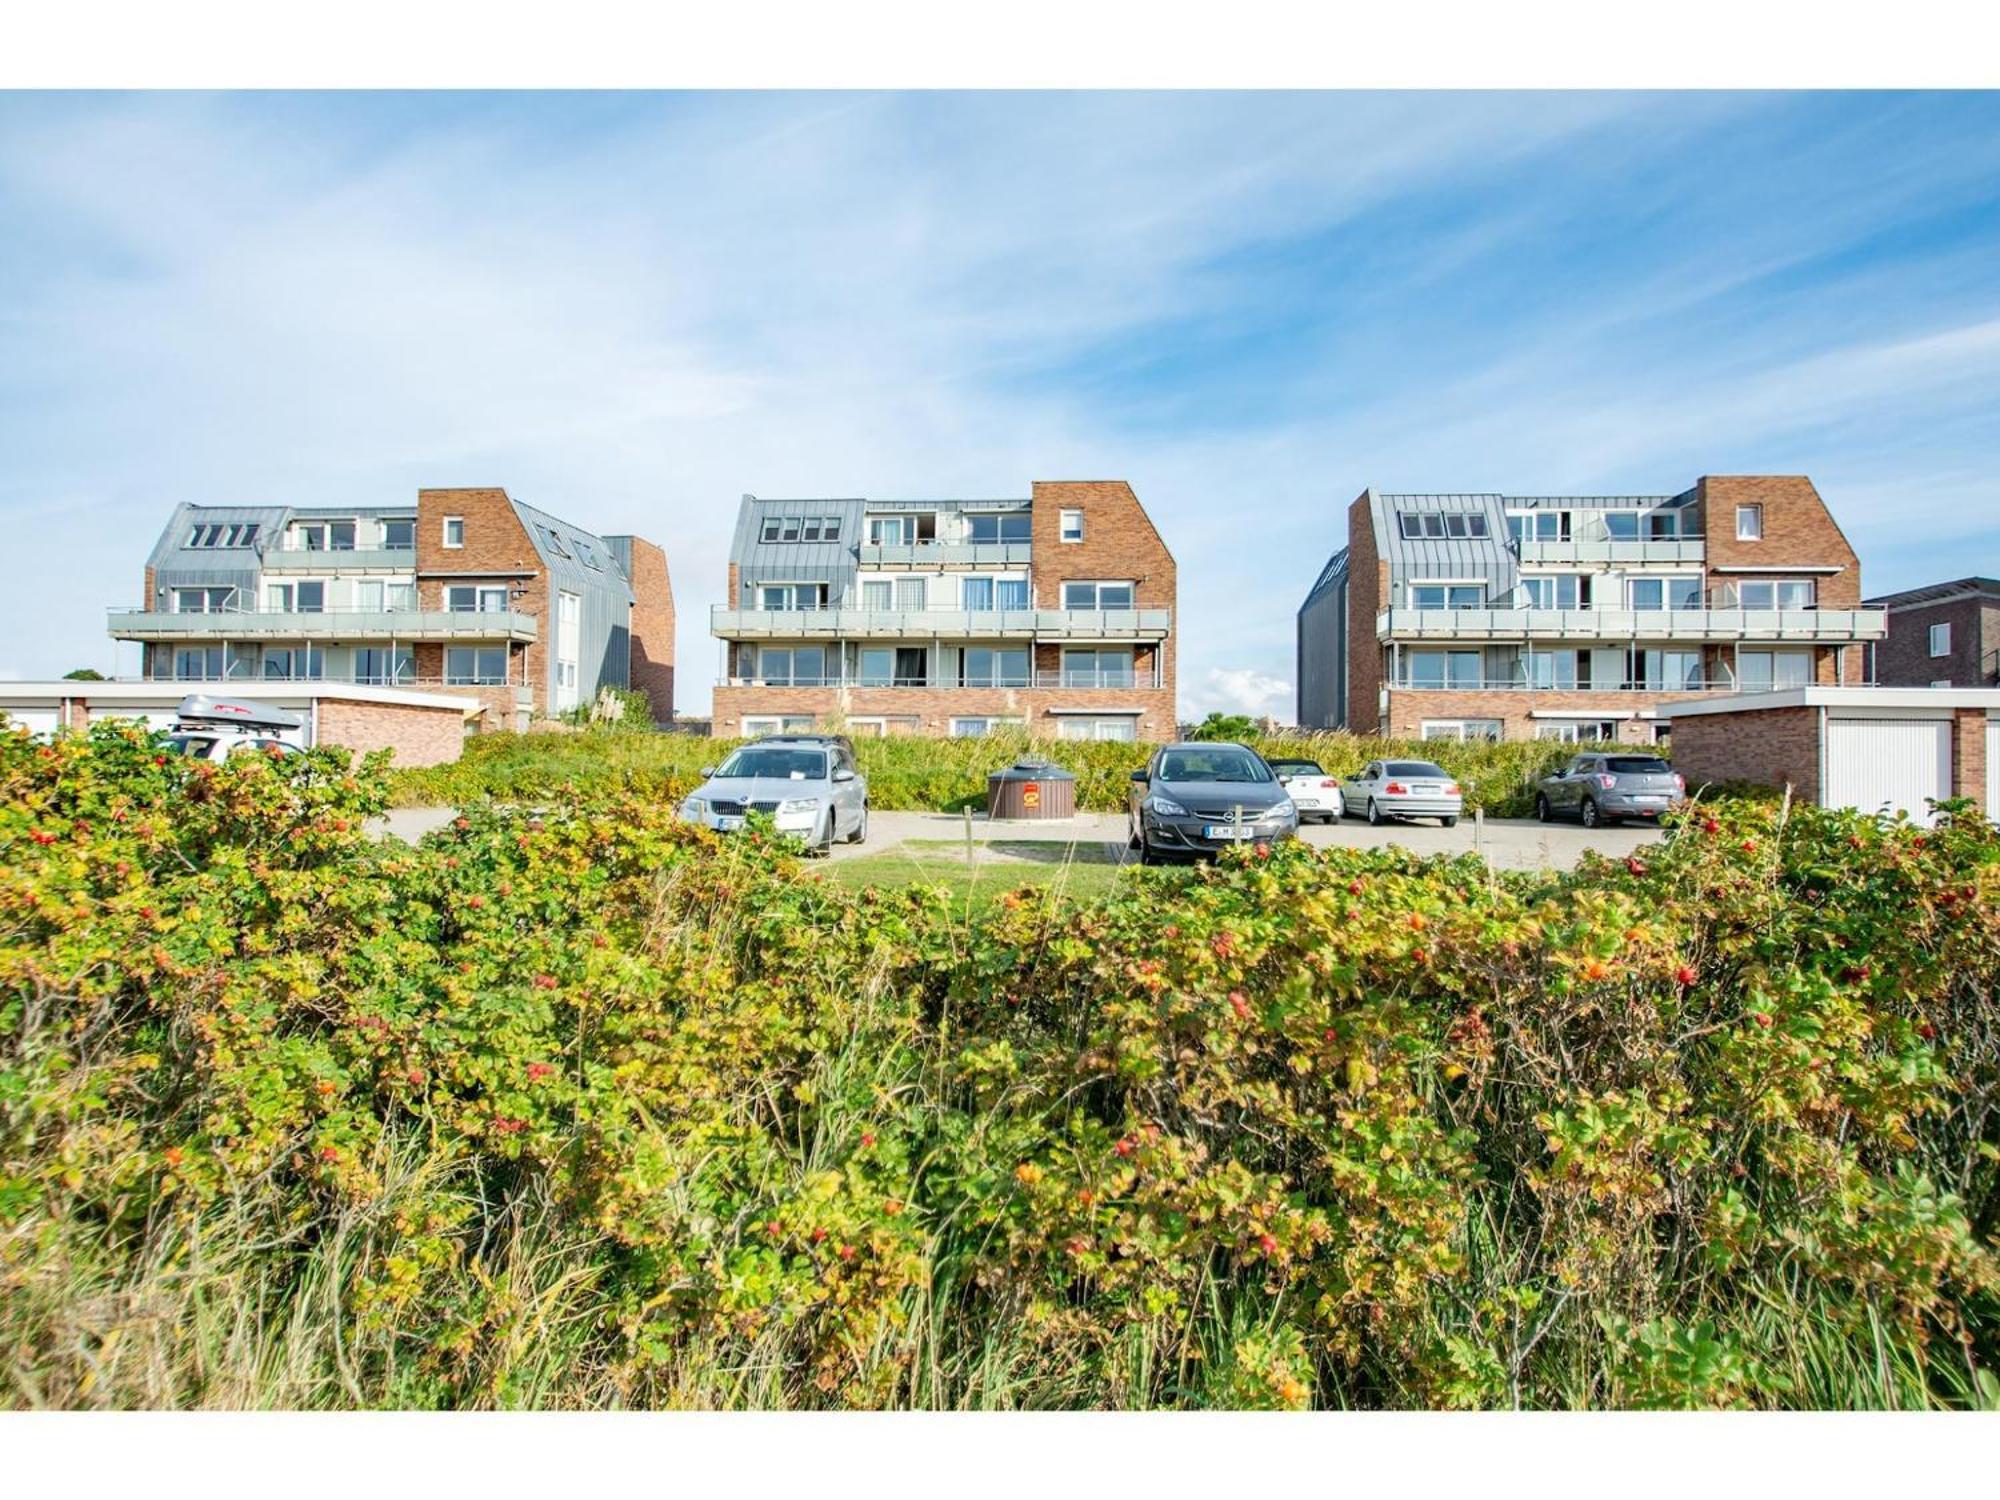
[1204,825,1258,839]
[716,816,743,831]
[1633,794,1667,804]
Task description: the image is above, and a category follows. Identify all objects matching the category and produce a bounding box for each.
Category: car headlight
[681,797,707,817]
[777,797,820,815]
[1269,802,1297,821]
[1144,794,1188,817]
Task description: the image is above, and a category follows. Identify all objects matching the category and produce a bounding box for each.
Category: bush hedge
[4,723,1995,1409]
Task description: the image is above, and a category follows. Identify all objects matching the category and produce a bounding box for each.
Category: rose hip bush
[2,721,1997,1409]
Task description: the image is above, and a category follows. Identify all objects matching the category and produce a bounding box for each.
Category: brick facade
[314,697,469,768]
[1029,480,1177,696]
[1665,705,1824,803]
[1344,490,1385,734]
[1381,688,1711,743]
[1691,475,1863,606]
[1871,583,2000,688]
[711,682,1177,740]
[617,535,677,721]
[416,488,543,724]
[1951,708,1989,813]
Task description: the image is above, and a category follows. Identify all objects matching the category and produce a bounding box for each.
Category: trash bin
[986,757,1077,820]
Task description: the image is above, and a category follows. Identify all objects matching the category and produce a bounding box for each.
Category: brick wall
[1666,705,1822,803]
[1875,592,2000,687]
[1344,491,1384,733]
[712,684,1177,740]
[618,535,676,721]
[1951,707,1988,813]
[1693,476,1864,607]
[315,698,468,768]
[416,488,548,715]
[1382,688,1710,743]
[1030,481,1177,704]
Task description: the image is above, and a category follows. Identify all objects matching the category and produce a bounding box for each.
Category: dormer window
[184,522,259,549]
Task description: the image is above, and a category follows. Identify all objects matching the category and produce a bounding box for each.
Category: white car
[1264,756,1343,823]
[1338,758,1464,827]
[161,693,309,764]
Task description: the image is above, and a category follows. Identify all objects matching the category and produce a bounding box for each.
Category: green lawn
[824,838,1131,912]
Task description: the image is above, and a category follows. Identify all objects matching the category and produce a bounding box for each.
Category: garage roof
[1661,686,2000,719]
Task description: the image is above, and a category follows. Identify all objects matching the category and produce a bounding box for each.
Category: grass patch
[824,837,1129,913]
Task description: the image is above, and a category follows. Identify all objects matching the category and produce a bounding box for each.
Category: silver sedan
[1338,758,1464,827]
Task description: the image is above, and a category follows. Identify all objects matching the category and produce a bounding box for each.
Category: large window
[1398,512,1490,540]
[174,646,228,680]
[1519,649,1578,690]
[1507,511,1569,543]
[446,584,510,613]
[894,577,929,610]
[861,579,892,610]
[1408,650,1482,689]
[1736,650,1810,692]
[951,717,1024,737]
[1627,576,1702,610]
[1059,647,1133,687]
[968,513,1031,543]
[263,646,325,681]
[353,580,417,612]
[353,647,414,685]
[1062,580,1135,611]
[381,518,415,550]
[445,646,509,685]
[291,520,356,552]
[1535,721,1620,744]
[742,716,818,735]
[754,583,827,611]
[1518,576,1579,610]
[173,587,235,613]
[1411,583,1484,610]
[1604,511,1639,540]
[1733,578,1816,610]
[755,646,828,686]
[961,647,1030,687]
[554,591,582,710]
[961,577,993,611]
[867,516,908,546]
[1058,715,1137,741]
[1631,649,1704,691]
[266,581,326,613]
[1421,720,1503,742]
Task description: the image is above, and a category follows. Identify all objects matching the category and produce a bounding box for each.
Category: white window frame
[1061,579,1135,611]
[1059,509,1084,543]
[1929,621,1952,657]
[442,515,465,549]
[950,716,1024,737]
[743,715,818,736]
[1421,719,1503,742]
[1735,504,1763,541]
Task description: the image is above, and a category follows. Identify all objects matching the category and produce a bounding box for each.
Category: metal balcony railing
[108,607,539,642]
[714,670,1163,691]
[259,546,419,572]
[1377,605,1887,643]
[1387,676,1870,694]
[856,541,1033,567]
[1510,535,1706,565]
[711,606,1171,640]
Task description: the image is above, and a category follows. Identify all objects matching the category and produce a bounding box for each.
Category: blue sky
[2,90,1997,717]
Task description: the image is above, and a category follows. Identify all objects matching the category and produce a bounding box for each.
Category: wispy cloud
[1,91,1996,702]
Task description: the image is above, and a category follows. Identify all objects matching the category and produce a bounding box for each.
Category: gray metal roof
[1300,545,1348,612]
[1373,492,1518,590]
[508,495,635,603]
[1864,576,2000,609]
[729,496,869,584]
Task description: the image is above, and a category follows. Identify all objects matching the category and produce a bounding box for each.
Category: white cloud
[1192,667,1294,723]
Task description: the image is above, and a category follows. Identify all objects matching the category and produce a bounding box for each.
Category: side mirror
[699,765,715,778]
[1130,769,1149,783]
[832,767,856,783]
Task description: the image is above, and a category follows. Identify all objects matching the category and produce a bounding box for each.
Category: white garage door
[0,704,61,737]
[87,704,181,732]
[1825,717,1951,826]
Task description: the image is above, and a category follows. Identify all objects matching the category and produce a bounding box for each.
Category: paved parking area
[376,804,1665,874]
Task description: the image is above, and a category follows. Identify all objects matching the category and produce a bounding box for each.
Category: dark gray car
[1535,752,1685,828]
[1128,742,1298,864]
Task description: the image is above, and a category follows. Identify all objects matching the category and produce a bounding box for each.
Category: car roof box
[175,692,303,732]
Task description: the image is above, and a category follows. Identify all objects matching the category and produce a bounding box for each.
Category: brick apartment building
[710,481,1176,739]
[1864,576,2000,689]
[109,488,674,731]
[1296,476,1887,744]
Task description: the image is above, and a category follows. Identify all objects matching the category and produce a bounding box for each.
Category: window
[446,585,510,613]
[1734,578,1815,610]
[1062,581,1135,611]
[1929,622,1952,657]
[1507,510,1570,543]
[996,577,1029,610]
[353,580,418,612]
[860,579,892,610]
[174,646,227,680]
[951,717,1023,737]
[1060,647,1133,687]
[1411,584,1484,610]
[968,513,1031,544]
[1631,649,1704,691]
[961,577,994,612]
[1408,650,1482,689]
[442,516,465,549]
[574,541,599,570]
[173,587,235,614]
[1519,650,1578,690]
[961,647,1030,687]
[799,518,822,543]
[382,518,415,550]
[445,646,509,685]
[868,517,907,546]
[263,646,325,681]
[266,581,326,613]
[184,522,259,549]
[894,577,929,611]
[1432,512,1491,539]
[1931,679,1952,689]
[754,583,828,611]
[761,518,782,544]
[1645,511,1685,540]
[780,517,802,543]
[1421,720,1503,742]
[538,526,572,559]
[856,647,895,687]
[1627,576,1702,611]
[1059,509,1084,543]
[1518,576,1579,610]
[1736,505,1763,541]
[1535,721,1619,743]
[742,716,818,735]
[1604,512,1639,540]
[352,647,413,685]
[756,646,827,687]
[1736,649,1811,692]
[554,591,582,711]
[1057,715,1138,741]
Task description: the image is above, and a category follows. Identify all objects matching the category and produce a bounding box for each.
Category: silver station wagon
[679,736,868,852]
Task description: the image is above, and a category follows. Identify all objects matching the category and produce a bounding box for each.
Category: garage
[0,703,62,738]
[1824,717,1951,825]
[1661,686,1999,825]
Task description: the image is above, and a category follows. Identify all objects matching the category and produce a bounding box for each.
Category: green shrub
[4,723,1994,1409]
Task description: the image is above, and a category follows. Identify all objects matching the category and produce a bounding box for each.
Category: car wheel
[1536,793,1552,823]
[846,802,868,844]
[1580,797,1600,829]
[1367,799,1383,827]
[1441,815,1458,828]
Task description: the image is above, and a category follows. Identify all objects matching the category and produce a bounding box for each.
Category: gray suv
[1128,742,1297,864]
[1535,752,1685,828]
[680,737,868,851]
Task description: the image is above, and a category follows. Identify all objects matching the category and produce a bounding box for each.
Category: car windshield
[716,747,828,780]
[1384,761,1448,778]
[1268,760,1325,777]
[1605,757,1672,774]
[1158,748,1273,783]
[162,734,216,757]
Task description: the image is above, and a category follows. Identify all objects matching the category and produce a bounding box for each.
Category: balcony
[715,670,1165,691]
[711,606,1172,641]
[1512,536,1705,566]
[108,608,539,643]
[1376,606,1886,644]
[857,541,1033,568]
[260,548,419,573]
[1385,678,1843,694]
